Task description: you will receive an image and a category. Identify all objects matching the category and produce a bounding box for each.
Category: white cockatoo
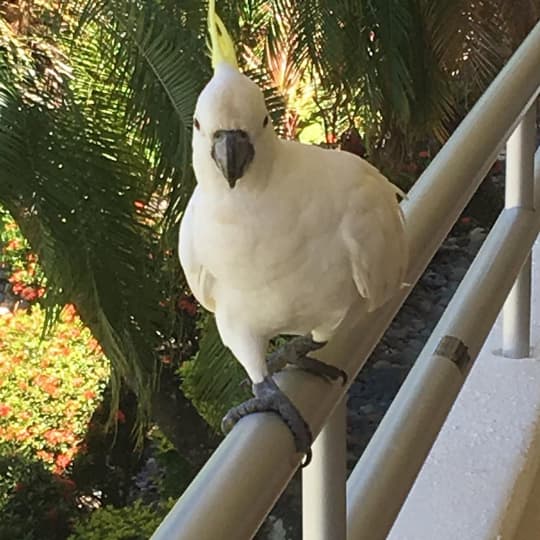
[179,0,408,464]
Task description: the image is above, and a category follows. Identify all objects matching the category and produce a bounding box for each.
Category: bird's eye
[194,118,201,131]
[263,115,269,128]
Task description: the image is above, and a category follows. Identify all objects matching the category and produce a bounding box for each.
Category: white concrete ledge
[388,237,540,540]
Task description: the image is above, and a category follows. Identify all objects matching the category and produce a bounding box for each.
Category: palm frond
[0,22,189,431]
[180,316,249,431]
[73,0,207,231]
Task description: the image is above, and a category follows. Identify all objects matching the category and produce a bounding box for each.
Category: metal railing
[153,21,540,540]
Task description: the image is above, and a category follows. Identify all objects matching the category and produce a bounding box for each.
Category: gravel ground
[346,218,488,466]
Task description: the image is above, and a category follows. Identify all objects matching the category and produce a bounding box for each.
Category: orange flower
[20,287,38,302]
[0,403,11,417]
[55,453,71,470]
[34,374,59,396]
[11,282,24,295]
[325,133,337,144]
[83,390,96,400]
[15,428,30,441]
[37,450,54,462]
[8,270,24,283]
[44,429,64,445]
[6,239,21,250]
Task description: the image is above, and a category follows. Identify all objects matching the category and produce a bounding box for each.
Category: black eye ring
[263,115,269,128]
[194,118,200,130]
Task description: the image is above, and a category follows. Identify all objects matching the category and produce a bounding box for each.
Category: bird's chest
[196,195,305,287]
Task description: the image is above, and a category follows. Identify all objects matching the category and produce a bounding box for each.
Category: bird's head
[192,1,276,191]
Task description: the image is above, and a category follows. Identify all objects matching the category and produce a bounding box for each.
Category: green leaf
[180,316,249,431]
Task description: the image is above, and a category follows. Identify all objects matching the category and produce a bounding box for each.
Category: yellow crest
[208,0,238,70]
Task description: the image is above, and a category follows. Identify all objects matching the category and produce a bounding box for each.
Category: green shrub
[0,304,109,471]
[0,457,77,540]
[68,499,175,540]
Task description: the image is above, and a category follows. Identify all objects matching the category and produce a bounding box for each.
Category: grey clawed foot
[222,376,313,466]
[266,335,348,385]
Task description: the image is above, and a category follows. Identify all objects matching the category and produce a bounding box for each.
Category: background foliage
[0,1,539,536]
[2,0,538,431]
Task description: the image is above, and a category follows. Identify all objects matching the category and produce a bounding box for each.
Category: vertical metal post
[502,104,536,358]
[302,397,347,540]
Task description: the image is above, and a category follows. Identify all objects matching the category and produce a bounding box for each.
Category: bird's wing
[178,194,216,312]
[340,162,408,312]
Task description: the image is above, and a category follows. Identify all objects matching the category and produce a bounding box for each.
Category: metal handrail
[347,143,540,540]
[152,21,540,540]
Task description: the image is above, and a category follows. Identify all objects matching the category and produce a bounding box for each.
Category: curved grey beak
[211,130,254,188]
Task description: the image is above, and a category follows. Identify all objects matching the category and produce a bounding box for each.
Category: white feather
[179,67,408,383]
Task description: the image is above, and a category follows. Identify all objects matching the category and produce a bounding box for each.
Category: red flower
[325,133,337,144]
[34,374,59,396]
[116,409,126,423]
[37,450,54,462]
[44,429,63,445]
[418,150,430,158]
[134,200,145,209]
[12,355,23,365]
[55,453,71,470]
[42,382,58,396]
[15,428,30,441]
[11,282,24,295]
[63,304,77,323]
[0,403,11,417]
[20,286,38,302]
[177,296,197,317]
[6,239,21,250]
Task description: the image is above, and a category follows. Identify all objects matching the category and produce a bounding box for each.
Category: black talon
[221,376,312,464]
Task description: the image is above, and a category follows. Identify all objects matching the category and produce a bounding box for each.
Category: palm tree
[1,0,537,450]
